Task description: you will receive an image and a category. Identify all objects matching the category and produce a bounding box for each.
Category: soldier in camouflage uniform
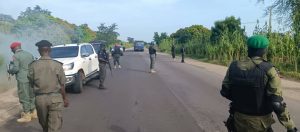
[112,44,123,69]
[7,42,37,123]
[97,46,109,89]
[148,43,157,73]
[221,35,297,132]
[180,45,185,63]
[28,40,69,132]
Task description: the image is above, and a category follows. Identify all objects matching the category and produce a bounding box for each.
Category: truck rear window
[51,46,79,58]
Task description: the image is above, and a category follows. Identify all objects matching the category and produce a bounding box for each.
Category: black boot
[98,84,105,89]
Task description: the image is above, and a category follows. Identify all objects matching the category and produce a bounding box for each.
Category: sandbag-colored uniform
[28,56,66,132]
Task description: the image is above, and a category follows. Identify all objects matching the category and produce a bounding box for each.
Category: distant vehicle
[50,43,99,93]
[134,41,145,51]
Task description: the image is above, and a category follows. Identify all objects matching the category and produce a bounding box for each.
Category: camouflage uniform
[222,57,296,132]
[180,47,185,63]
[97,48,109,89]
[149,45,156,71]
[221,35,297,132]
[8,49,35,114]
[112,46,122,67]
[28,56,66,132]
[171,45,175,59]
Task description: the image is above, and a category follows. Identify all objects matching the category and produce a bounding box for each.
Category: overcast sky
[0,0,274,42]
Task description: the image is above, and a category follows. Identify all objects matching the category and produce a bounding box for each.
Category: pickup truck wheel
[73,71,84,93]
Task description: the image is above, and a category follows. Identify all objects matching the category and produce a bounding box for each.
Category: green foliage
[211,16,245,44]
[157,16,300,80]
[158,38,173,52]
[0,5,100,46]
[72,24,96,43]
[122,42,133,48]
[96,23,119,45]
[10,6,73,44]
[171,25,211,44]
[153,32,169,45]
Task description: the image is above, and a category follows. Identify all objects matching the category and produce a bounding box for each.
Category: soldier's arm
[57,64,68,107]
[28,63,34,88]
[220,69,232,100]
[266,67,296,130]
[106,52,109,61]
[8,56,20,74]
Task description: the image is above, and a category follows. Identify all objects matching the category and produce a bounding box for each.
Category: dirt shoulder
[0,88,21,126]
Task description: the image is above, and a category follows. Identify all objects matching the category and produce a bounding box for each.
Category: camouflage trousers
[17,82,35,113]
[234,112,275,132]
[150,54,155,69]
[99,62,106,85]
[113,54,120,66]
[35,93,64,132]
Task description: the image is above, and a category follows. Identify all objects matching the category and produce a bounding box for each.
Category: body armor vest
[98,50,108,62]
[229,60,273,116]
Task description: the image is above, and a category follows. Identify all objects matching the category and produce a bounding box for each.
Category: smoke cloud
[0,23,71,92]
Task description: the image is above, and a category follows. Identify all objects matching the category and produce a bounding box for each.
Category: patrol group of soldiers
[97,44,124,89]
[170,44,185,63]
[8,40,68,132]
[6,35,298,132]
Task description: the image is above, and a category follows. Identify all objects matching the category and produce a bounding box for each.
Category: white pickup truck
[50,43,99,93]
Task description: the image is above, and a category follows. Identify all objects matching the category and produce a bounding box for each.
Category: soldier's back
[30,57,64,94]
[14,50,34,82]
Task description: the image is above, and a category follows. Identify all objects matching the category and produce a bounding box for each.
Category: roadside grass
[175,53,300,81]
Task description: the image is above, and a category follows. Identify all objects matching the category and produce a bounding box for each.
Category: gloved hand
[287,127,298,132]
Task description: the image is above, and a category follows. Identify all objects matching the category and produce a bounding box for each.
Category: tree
[210,16,245,44]
[171,25,211,44]
[258,0,300,72]
[0,14,15,23]
[96,23,120,45]
[153,32,169,45]
[127,37,134,43]
[153,32,160,45]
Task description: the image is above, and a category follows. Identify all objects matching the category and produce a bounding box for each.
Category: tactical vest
[149,47,156,55]
[113,46,121,54]
[229,60,273,116]
[97,50,108,62]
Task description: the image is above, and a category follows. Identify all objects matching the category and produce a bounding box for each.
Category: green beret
[35,40,52,48]
[247,35,269,49]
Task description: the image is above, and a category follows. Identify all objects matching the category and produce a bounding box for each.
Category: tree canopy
[171,25,211,44]
[0,5,98,45]
[210,16,245,43]
[96,23,120,45]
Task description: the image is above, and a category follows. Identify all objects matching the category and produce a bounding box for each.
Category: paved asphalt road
[0,50,299,132]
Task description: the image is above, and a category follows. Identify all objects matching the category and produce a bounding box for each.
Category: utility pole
[268,7,273,35]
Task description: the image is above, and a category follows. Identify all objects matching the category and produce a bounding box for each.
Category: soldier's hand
[64,99,69,107]
[287,127,298,132]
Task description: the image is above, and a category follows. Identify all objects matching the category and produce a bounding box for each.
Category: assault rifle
[224,104,235,132]
[6,63,12,81]
[99,58,113,77]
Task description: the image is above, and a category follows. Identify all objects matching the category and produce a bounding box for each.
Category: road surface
[0,50,299,132]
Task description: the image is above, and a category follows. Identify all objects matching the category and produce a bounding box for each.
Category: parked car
[50,43,99,93]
